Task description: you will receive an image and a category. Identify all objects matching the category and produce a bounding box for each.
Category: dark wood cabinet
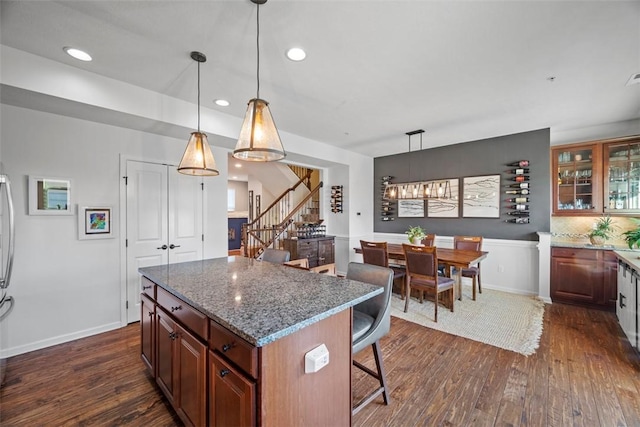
[551,247,617,310]
[283,236,334,268]
[140,293,155,375]
[156,310,176,405]
[209,351,256,427]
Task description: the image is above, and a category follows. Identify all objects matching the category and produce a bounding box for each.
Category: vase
[410,237,422,245]
[589,235,605,246]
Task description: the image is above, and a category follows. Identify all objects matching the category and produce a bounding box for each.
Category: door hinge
[126,301,129,309]
[202,234,204,242]
[201,182,204,190]
[123,176,128,185]
[125,239,128,248]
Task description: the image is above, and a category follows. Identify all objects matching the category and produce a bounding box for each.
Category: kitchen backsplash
[551,216,640,247]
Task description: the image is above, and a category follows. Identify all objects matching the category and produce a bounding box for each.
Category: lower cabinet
[140,293,155,375]
[551,247,617,310]
[155,306,207,427]
[209,351,256,427]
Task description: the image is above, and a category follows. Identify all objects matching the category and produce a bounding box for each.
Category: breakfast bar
[139,256,382,427]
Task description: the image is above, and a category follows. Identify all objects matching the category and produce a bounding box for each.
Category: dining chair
[260,248,291,264]
[346,262,393,415]
[402,244,454,322]
[453,235,483,300]
[421,233,436,246]
[284,258,309,269]
[310,263,336,275]
[360,240,407,299]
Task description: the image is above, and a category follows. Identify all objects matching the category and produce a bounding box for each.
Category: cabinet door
[209,351,256,427]
[140,293,155,375]
[603,252,618,308]
[604,139,640,213]
[317,238,334,265]
[552,144,601,215]
[551,256,599,304]
[176,324,207,427]
[156,310,177,405]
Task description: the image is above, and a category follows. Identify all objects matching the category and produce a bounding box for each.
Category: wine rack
[381,176,395,221]
[504,160,530,224]
[330,185,343,213]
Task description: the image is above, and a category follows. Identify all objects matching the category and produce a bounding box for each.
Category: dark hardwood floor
[1,303,639,426]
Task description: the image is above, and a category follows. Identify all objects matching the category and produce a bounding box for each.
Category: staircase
[242,170,323,259]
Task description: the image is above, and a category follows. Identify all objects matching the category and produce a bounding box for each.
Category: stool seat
[352,310,375,342]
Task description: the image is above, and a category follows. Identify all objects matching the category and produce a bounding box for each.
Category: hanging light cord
[197,59,201,132]
[256,2,261,99]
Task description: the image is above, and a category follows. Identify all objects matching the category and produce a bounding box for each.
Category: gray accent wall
[374,128,550,241]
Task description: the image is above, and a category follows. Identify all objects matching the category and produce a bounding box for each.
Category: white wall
[0,105,228,357]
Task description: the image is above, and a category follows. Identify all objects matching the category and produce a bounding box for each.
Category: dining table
[354,243,489,301]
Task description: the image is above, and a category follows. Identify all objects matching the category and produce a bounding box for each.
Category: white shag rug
[391,286,545,356]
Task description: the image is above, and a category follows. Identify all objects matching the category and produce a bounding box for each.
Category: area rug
[391,286,545,356]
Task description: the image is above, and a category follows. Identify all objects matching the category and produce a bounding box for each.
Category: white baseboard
[1,321,123,359]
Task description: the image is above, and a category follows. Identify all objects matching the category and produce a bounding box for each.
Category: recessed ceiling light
[215,99,230,107]
[286,47,306,62]
[232,176,238,180]
[63,47,92,62]
[234,163,242,168]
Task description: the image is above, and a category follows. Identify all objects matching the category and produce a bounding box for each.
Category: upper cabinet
[552,136,640,216]
[604,140,640,213]
[553,143,601,215]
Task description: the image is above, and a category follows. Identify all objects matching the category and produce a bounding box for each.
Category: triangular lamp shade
[233,98,285,162]
[177,132,219,176]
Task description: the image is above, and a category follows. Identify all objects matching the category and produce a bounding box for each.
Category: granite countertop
[139,256,382,347]
[613,250,640,271]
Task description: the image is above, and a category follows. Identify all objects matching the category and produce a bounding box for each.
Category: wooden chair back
[310,263,336,276]
[360,240,389,268]
[284,258,310,269]
[453,235,483,251]
[402,244,438,281]
[421,234,436,246]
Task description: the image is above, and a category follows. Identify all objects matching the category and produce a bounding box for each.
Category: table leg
[456,268,463,301]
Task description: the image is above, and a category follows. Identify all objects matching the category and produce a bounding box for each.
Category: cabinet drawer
[551,247,598,260]
[141,276,156,299]
[157,287,208,341]
[210,320,258,379]
[297,240,318,258]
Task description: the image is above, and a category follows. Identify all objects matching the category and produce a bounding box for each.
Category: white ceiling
[1,0,639,158]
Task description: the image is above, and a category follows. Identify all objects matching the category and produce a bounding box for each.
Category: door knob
[169,244,181,250]
[157,244,168,250]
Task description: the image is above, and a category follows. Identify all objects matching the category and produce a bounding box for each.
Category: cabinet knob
[142,285,152,290]
[222,343,233,352]
[220,369,230,378]
[171,305,182,312]
[148,311,153,317]
[169,332,177,340]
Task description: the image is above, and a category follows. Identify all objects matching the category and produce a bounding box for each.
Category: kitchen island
[139,256,382,427]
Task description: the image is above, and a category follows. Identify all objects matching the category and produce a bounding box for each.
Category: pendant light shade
[234,98,285,161]
[178,51,219,176]
[233,0,285,162]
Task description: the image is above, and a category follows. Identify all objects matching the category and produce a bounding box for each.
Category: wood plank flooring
[1,303,639,426]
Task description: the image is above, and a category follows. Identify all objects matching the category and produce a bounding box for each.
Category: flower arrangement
[588,215,617,245]
[405,225,426,244]
[622,218,640,249]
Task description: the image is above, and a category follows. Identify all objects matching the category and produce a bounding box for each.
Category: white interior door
[126,160,203,322]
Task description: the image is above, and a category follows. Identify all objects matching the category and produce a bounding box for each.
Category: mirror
[28,176,72,215]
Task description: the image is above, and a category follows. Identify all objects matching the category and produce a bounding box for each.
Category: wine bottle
[505,189,530,195]
[510,175,530,182]
[505,197,530,203]
[507,160,529,167]
[507,204,529,211]
[505,217,530,224]
[382,207,393,211]
[509,182,529,189]
[506,211,530,216]
[381,212,393,216]
[508,168,530,175]
[381,176,393,181]
[381,217,395,221]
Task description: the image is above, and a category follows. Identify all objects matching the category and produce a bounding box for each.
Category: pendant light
[233,0,286,162]
[178,51,219,176]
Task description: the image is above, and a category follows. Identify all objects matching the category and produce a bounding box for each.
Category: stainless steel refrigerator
[0,170,15,388]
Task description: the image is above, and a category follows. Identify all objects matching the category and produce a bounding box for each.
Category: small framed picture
[78,206,114,240]
[398,200,425,217]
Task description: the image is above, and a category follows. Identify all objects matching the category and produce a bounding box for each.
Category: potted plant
[588,215,617,246]
[622,218,640,249]
[406,225,426,245]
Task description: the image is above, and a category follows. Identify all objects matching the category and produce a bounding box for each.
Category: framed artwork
[28,176,73,215]
[78,206,114,240]
[427,178,460,218]
[398,200,424,217]
[462,175,501,218]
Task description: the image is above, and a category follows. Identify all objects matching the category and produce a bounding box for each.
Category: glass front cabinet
[552,136,640,216]
[553,143,601,215]
[605,139,640,213]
